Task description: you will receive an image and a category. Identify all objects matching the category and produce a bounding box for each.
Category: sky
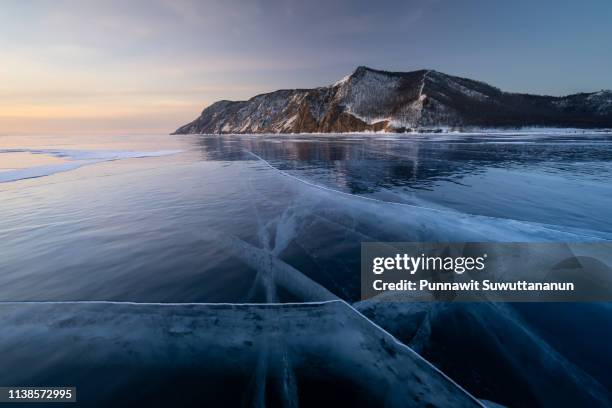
[1,0,611,135]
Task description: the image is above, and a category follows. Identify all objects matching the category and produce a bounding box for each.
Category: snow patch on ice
[0,148,181,183]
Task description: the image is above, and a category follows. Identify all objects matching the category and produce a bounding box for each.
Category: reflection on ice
[191,133,612,234]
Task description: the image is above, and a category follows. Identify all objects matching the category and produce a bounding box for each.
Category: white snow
[0,149,181,183]
[332,72,352,87]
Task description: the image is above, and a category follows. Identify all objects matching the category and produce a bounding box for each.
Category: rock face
[173,66,612,134]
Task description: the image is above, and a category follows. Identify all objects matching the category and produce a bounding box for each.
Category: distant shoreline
[174,67,612,135]
[171,127,612,136]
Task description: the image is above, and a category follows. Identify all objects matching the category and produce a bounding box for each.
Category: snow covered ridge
[173,66,612,135]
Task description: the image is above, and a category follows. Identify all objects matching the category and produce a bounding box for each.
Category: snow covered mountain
[173,66,612,134]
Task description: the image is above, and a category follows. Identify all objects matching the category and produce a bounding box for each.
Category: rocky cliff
[174,66,612,134]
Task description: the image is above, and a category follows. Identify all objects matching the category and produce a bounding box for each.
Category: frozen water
[0,301,481,407]
[1,132,611,406]
[356,300,612,407]
[1,132,611,302]
[0,148,181,183]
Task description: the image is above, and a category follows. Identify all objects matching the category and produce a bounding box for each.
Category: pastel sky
[2,0,611,135]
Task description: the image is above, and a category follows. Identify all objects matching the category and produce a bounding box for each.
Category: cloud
[4,0,609,135]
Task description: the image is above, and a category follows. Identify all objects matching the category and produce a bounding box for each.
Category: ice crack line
[243,149,609,241]
[0,299,484,406]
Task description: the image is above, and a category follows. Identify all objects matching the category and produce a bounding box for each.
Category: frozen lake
[1,131,611,406]
[1,132,611,302]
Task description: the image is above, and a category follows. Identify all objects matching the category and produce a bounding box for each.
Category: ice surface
[356,300,612,407]
[0,161,91,183]
[246,150,611,242]
[0,148,181,183]
[0,301,482,407]
[218,236,337,302]
[2,133,611,407]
